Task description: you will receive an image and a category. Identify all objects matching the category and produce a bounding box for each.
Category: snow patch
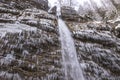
[0,54,15,65]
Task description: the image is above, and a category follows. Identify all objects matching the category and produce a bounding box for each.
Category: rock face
[61,6,80,21]
[0,0,49,11]
[60,0,120,21]
[0,0,120,80]
[0,1,62,80]
[67,21,120,80]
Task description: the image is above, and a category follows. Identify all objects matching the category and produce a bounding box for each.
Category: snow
[91,0,103,7]
[80,63,87,69]
[115,24,120,30]
[0,54,15,65]
[108,16,120,24]
[48,0,58,7]
[48,0,114,11]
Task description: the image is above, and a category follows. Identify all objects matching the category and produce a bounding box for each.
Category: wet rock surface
[0,1,63,80]
[66,20,120,80]
[0,0,120,80]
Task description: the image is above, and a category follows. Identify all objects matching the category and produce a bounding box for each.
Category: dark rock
[61,6,85,22]
[0,18,15,23]
[31,0,49,11]
[0,0,49,11]
[114,24,120,38]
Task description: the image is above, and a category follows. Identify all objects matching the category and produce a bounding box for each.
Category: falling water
[48,0,85,79]
[58,18,84,80]
[47,0,86,79]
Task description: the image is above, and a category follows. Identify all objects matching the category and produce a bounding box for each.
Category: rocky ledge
[0,0,120,80]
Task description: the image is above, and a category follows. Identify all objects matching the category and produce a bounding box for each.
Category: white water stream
[58,18,85,80]
[47,0,119,79]
[48,0,85,79]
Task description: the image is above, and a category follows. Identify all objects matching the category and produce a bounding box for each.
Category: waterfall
[48,0,85,80]
[48,1,84,80]
[58,18,85,80]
